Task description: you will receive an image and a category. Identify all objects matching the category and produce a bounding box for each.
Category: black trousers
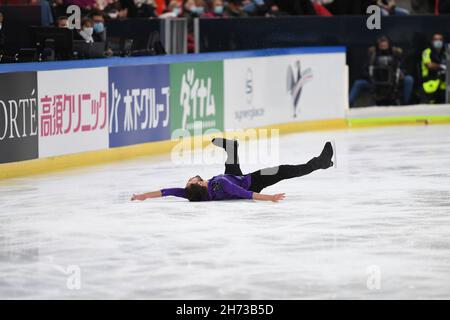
[224,160,318,193]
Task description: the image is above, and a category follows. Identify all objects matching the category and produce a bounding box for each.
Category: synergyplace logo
[286,61,313,118]
[234,68,264,122]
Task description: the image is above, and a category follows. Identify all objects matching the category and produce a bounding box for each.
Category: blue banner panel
[108,64,171,148]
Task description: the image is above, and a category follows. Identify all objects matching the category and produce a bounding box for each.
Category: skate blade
[331,140,337,169]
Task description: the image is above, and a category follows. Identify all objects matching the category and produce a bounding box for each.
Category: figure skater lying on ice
[131,138,334,203]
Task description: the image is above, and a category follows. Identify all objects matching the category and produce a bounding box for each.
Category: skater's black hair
[185,184,208,202]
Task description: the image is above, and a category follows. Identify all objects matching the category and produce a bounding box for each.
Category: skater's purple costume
[161,139,333,201]
[161,174,253,201]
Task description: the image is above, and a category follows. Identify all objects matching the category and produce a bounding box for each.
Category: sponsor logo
[109,85,169,134]
[0,72,39,163]
[170,61,224,134]
[179,68,216,130]
[108,64,170,147]
[286,60,313,118]
[0,90,38,141]
[39,91,107,137]
[233,67,264,122]
[245,68,253,105]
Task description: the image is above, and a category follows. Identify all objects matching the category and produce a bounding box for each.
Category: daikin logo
[286,61,313,118]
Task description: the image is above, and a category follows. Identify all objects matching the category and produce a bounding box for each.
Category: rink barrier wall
[1,48,450,179]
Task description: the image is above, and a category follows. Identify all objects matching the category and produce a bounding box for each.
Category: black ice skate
[317,141,334,169]
[303,142,334,170]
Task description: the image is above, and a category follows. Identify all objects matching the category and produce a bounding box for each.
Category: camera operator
[421,33,447,104]
[349,36,414,106]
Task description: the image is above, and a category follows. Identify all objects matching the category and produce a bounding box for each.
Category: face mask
[173,7,180,16]
[433,40,443,50]
[191,6,204,15]
[214,6,223,15]
[108,11,119,19]
[83,27,94,37]
[93,22,104,33]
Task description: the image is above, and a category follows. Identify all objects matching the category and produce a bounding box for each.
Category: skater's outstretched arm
[252,192,286,202]
[131,188,188,201]
[131,190,162,201]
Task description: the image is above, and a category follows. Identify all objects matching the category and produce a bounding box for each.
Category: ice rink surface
[1,124,450,299]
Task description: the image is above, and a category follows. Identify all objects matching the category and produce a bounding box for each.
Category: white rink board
[224,53,347,129]
[38,68,109,158]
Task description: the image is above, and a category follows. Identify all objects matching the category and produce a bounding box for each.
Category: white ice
[1,125,450,299]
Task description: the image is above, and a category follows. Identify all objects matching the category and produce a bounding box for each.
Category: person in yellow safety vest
[421,33,447,104]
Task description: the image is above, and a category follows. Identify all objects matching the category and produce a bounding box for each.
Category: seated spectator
[410,0,434,14]
[159,0,182,18]
[182,0,206,17]
[75,17,95,43]
[55,15,68,28]
[65,0,97,10]
[265,0,317,15]
[224,0,249,17]
[421,33,447,104]
[323,0,371,15]
[203,0,226,17]
[104,1,121,20]
[311,0,333,16]
[0,12,5,53]
[240,0,266,16]
[134,0,157,18]
[91,10,107,42]
[349,36,414,106]
[375,0,409,16]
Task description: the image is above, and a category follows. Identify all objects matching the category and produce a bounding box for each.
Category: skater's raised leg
[249,142,334,192]
[212,138,243,176]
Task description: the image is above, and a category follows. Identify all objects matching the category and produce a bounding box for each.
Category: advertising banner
[0,72,39,164]
[170,61,224,135]
[224,52,347,129]
[108,64,170,148]
[37,67,109,158]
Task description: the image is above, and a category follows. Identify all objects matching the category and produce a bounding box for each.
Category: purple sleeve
[161,188,187,199]
[220,179,253,200]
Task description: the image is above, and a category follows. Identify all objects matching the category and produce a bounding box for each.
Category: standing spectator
[375,0,410,16]
[421,33,447,104]
[30,0,55,26]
